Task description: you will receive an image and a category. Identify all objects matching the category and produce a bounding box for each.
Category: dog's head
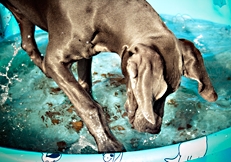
[121,44,168,134]
[121,40,217,134]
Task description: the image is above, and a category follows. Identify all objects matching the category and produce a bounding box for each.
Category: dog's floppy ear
[179,39,218,102]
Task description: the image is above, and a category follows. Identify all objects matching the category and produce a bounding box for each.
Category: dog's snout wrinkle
[127,60,137,79]
[142,108,155,125]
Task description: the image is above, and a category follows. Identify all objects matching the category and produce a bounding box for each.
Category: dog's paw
[97,140,126,153]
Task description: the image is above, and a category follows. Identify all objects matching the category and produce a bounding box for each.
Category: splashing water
[0,41,21,105]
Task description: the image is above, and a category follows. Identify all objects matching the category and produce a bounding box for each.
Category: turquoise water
[0,15,231,153]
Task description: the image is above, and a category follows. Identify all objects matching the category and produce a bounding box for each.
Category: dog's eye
[128,51,133,57]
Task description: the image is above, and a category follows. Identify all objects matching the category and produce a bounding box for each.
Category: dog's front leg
[43,45,125,153]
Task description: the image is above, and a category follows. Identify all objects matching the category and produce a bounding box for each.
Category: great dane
[1,0,218,152]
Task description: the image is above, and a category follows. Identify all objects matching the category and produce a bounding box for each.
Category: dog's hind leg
[3,3,46,74]
[77,58,92,94]
[18,20,45,72]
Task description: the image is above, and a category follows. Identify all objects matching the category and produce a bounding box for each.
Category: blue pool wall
[151,0,231,25]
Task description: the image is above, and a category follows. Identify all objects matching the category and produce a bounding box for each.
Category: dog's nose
[132,107,162,134]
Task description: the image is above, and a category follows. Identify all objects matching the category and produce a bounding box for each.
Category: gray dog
[1,0,217,152]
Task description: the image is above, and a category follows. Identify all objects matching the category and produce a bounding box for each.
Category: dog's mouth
[124,92,165,134]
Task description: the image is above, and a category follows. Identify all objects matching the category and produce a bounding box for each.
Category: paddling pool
[1,0,231,161]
